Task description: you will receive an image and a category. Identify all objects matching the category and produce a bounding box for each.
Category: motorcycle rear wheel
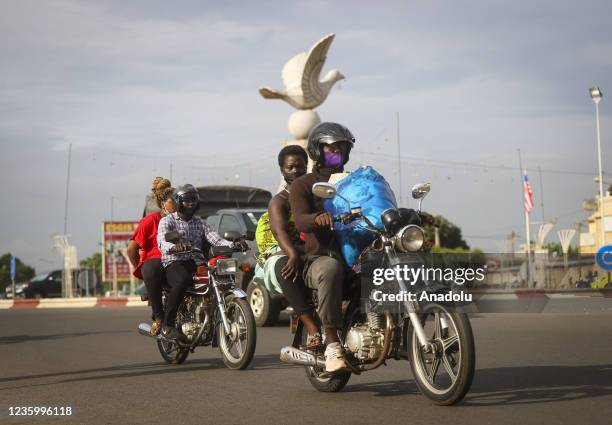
[157,295,190,364]
[300,328,351,392]
[405,303,475,405]
[218,298,256,370]
[157,338,189,364]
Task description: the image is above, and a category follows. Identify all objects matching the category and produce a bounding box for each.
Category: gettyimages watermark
[358,252,612,314]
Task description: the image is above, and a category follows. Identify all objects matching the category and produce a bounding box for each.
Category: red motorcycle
[138,232,256,369]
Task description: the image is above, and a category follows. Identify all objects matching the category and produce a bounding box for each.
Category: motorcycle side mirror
[245,230,255,241]
[411,182,431,200]
[411,182,431,212]
[312,182,337,199]
[312,182,351,209]
[165,231,181,243]
[223,231,241,242]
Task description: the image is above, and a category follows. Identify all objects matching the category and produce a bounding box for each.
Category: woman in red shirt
[127,177,176,335]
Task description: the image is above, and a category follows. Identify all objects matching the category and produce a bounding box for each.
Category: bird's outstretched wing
[281,52,307,94]
[301,33,335,105]
[259,87,285,99]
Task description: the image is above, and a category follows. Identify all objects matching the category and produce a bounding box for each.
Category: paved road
[1,308,611,425]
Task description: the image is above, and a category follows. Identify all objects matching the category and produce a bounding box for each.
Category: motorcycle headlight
[215,259,238,275]
[395,225,424,252]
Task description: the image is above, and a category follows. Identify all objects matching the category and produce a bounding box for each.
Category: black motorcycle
[280,182,475,405]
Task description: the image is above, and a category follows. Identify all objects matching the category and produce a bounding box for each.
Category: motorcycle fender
[225,288,247,300]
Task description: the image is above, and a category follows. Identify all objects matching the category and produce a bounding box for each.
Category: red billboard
[102,221,139,282]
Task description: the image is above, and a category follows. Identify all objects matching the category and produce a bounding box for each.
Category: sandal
[300,332,323,351]
[150,320,162,336]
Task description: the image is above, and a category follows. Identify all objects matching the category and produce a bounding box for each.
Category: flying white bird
[259,33,345,110]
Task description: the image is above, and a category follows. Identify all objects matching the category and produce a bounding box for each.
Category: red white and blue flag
[523,171,534,213]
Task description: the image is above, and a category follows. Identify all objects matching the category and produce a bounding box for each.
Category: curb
[0,297,148,309]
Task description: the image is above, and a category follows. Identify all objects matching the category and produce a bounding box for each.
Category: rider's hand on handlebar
[314,212,334,230]
[171,242,190,253]
[232,240,249,252]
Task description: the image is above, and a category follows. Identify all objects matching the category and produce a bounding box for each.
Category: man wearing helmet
[289,122,354,372]
[157,184,246,340]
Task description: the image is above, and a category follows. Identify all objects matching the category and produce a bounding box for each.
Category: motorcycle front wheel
[217,298,256,370]
[405,303,475,405]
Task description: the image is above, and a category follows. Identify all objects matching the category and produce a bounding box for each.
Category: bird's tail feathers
[259,87,285,99]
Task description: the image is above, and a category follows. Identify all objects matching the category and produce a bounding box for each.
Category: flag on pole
[523,170,534,213]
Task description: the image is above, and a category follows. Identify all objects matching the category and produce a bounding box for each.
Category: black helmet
[307,122,355,163]
[174,184,200,216]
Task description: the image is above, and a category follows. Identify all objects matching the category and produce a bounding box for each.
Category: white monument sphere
[288,109,321,140]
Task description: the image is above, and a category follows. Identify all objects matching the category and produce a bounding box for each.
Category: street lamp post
[590,86,606,248]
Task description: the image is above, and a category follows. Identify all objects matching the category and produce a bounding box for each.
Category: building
[579,189,612,254]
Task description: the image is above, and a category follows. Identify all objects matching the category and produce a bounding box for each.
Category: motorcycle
[138,231,257,370]
[280,182,475,405]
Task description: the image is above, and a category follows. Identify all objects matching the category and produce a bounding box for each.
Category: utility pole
[63,143,72,235]
[111,196,117,294]
[590,87,606,248]
[396,112,403,207]
[538,166,545,224]
[61,143,73,298]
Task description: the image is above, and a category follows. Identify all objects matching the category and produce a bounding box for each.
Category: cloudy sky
[1,0,611,273]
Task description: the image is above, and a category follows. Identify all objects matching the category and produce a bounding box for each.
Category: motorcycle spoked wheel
[404,303,475,405]
[157,338,190,365]
[157,297,190,365]
[217,298,256,370]
[299,327,351,392]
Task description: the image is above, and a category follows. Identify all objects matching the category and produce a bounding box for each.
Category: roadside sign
[10,254,15,280]
[102,221,139,282]
[596,245,612,271]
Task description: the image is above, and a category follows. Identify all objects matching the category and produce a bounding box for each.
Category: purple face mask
[323,151,343,168]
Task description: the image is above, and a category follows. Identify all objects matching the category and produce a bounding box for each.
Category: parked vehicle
[4,281,30,299]
[206,207,286,326]
[138,231,257,369]
[279,182,475,405]
[206,208,266,290]
[23,270,63,299]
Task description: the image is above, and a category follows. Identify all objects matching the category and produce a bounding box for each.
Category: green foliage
[424,215,469,250]
[429,246,485,268]
[80,252,102,277]
[544,243,579,259]
[0,254,35,291]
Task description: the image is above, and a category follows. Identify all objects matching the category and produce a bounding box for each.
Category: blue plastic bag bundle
[323,166,397,269]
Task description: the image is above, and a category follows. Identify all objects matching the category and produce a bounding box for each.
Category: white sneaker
[324,342,346,372]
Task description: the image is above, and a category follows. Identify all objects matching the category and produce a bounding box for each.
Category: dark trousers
[163,260,196,328]
[141,258,166,321]
[275,256,314,317]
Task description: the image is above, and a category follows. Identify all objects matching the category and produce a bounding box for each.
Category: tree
[0,254,35,291]
[544,242,579,259]
[80,252,102,277]
[424,215,469,250]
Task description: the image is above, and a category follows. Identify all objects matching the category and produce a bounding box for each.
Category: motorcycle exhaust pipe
[280,346,325,368]
[138,322,158,339]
